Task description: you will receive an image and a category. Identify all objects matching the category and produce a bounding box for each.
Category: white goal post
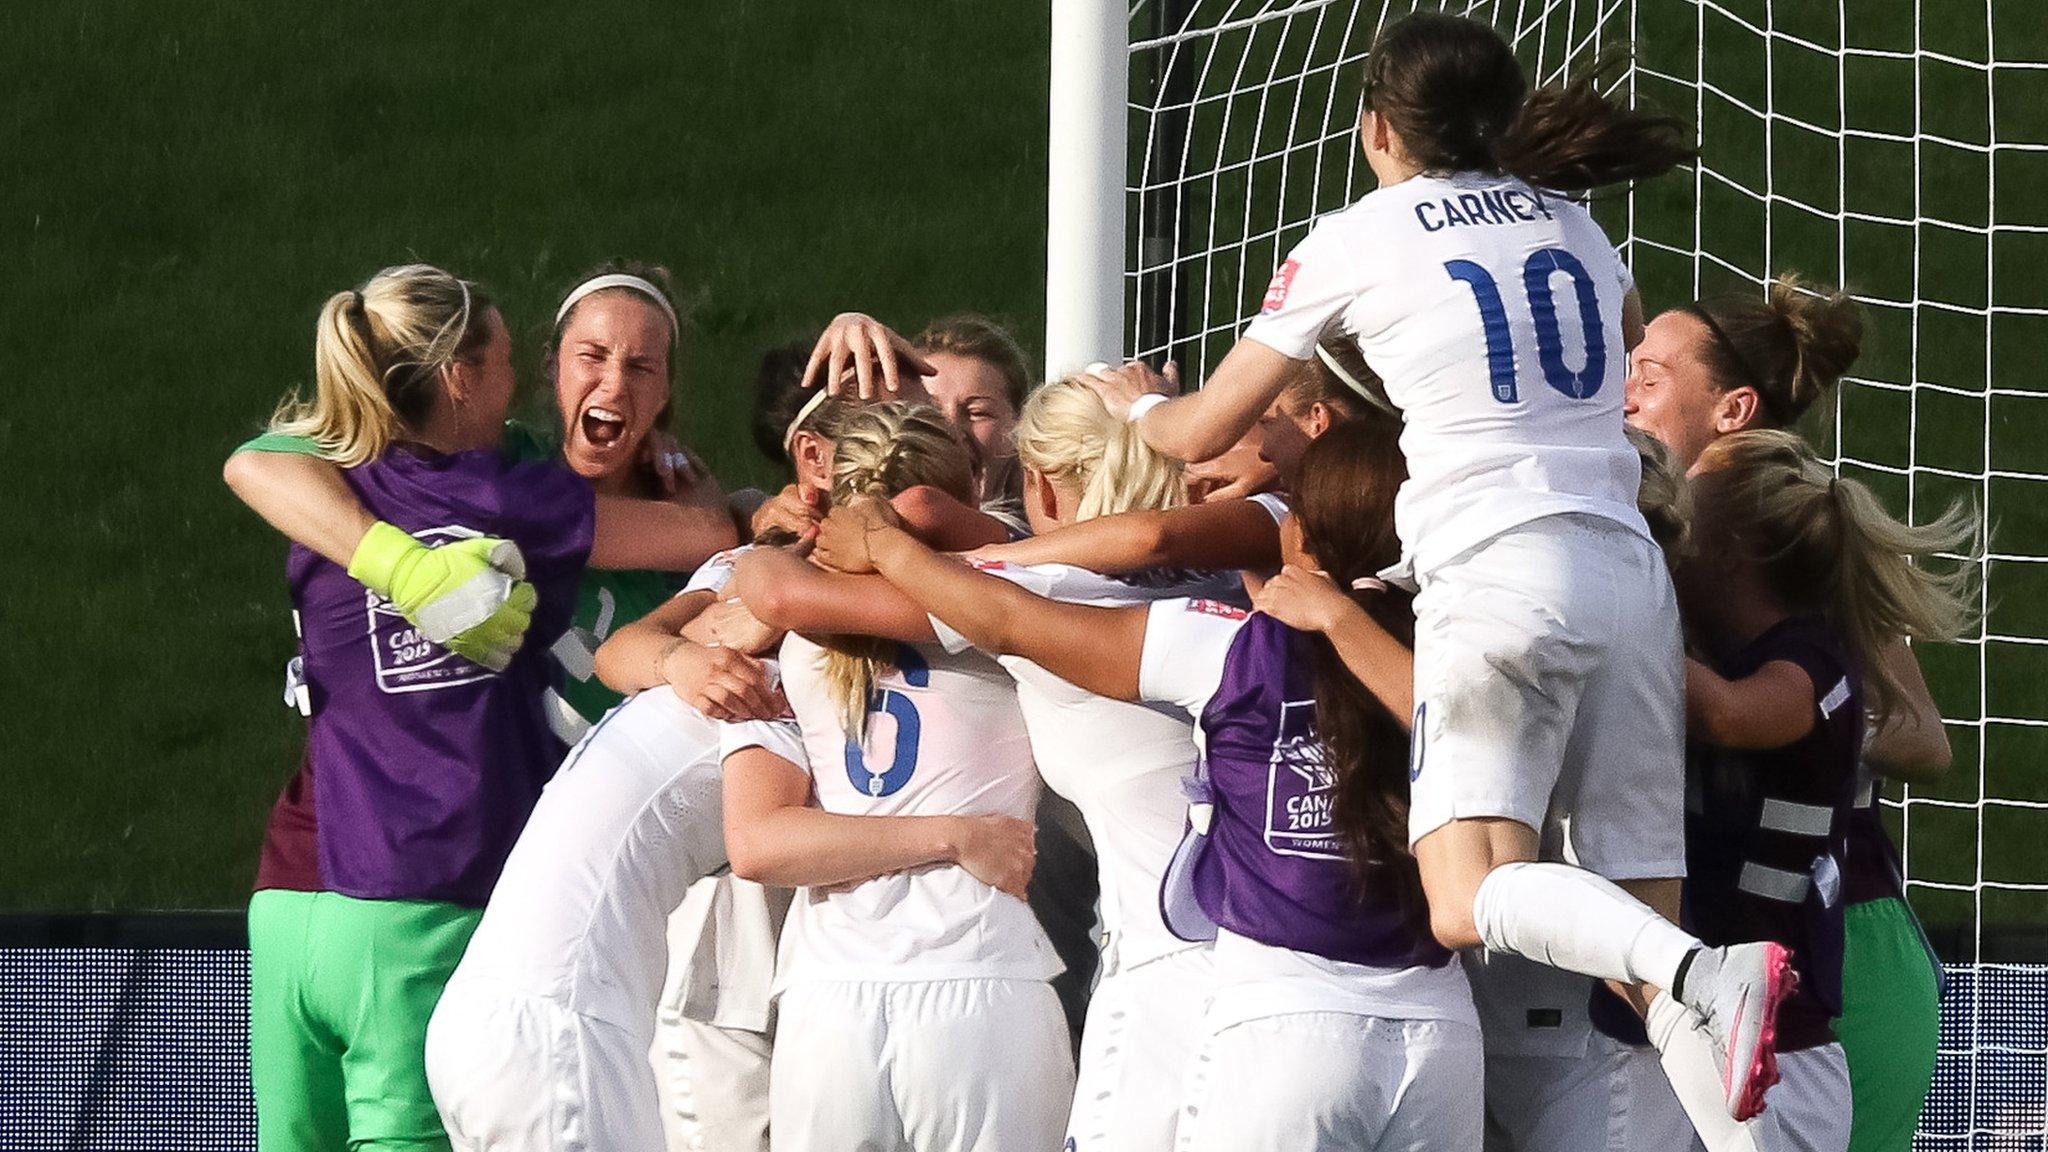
[1046,1,2048,1145]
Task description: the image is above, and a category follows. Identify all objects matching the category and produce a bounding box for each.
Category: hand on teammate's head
[1076,358,1174,420]
[802,311,938,400]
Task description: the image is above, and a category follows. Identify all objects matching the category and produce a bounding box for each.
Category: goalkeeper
[225,263,595,1152]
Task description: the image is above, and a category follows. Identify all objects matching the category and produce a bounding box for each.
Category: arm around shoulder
[223,446,375,567]
[1685,658,1817,750]
[591,493,740,573]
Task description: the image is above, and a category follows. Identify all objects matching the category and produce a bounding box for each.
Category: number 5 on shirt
[844,645,929,798]
[1444,246,1608,404]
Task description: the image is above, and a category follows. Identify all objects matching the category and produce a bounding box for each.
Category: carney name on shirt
[1413,187,1554,233]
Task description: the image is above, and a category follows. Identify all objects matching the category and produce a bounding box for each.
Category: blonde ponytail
[816,402,977,739]
[269,263,489,467]
[1628,425,1692,558]
[1014,375,1185,523]
[1693,429,1978,723]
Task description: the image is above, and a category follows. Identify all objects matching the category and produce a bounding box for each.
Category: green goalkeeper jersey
[499,421,684,734]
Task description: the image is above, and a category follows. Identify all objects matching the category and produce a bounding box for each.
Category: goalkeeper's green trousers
[248,889,480,1152]
[1836,896,1942,1152]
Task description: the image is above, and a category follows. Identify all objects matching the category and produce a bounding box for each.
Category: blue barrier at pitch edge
[0,944,2041,1149]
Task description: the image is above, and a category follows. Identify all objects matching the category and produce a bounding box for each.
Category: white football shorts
[1482,1032,1691,1152]
[1408,513,1686,881]
[426,980,662,1152]
[1176,1012,1484,1152]
[652,1012,773,1152]
[1065,945,1214,1152]
[769,977,1074,1152]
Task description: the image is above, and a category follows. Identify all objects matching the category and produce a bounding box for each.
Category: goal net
[1087,0,2048,1144]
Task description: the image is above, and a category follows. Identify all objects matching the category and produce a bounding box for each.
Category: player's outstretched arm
[1253,565,1416,726]
[815,500,1148,701]
[1862,636,1952,782]
[971,498,1282,576]
[226,443,534,670]
[1684,657,1818,750]
[595,589,714,693]
[593,589,785,721]
[723,747,1035,898]
[591,489,739,573]
[728,546,936,644]
[1084,339,1301,464]
[891,485,1011,551]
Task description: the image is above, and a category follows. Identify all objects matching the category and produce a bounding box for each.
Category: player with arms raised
[1082,13,1791,1127]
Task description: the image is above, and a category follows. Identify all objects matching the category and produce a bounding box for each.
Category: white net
[1124,1,2048,1145]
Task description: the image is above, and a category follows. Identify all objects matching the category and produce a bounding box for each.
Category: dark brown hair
[1289,415,1421,909]
[1687,273,1864,428]
[1363,13,1690,192]
[911,313,1033,413]
[750,334,822,468]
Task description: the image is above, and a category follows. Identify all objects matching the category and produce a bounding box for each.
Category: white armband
[1127,393,1169,423]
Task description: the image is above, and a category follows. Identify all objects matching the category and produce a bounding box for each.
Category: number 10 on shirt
[1443,246,1607,404]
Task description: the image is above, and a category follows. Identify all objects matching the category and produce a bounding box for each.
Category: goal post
[1053,1,2048,1145]
[1045,0,1129,379]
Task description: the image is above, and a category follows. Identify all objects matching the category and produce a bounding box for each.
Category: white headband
[782,388,833,456]
[1314,343,1396,415]
[554,274,679,345]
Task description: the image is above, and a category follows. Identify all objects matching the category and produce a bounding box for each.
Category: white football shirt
[1242,171,1648,581]
[759,632,1062,988]
[449,689,730,1035]
[930,560,1249,969]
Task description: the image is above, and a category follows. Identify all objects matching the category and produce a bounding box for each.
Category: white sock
[1647,992,1764,1151]
[1472,861,1700,989]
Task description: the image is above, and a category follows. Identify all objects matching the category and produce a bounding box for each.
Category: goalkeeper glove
[347,521,538,672]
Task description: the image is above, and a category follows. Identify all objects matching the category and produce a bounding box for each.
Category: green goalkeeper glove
[346,521,539,672]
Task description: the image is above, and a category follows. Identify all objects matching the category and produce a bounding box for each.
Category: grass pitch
[3,0,2038,942]
[0,0,1049,909]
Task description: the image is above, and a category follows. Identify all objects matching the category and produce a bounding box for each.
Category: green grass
[0,0,1050,909]
[5,0,2041,939]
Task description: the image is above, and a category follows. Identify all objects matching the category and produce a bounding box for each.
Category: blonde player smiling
[936,375,1236,1152]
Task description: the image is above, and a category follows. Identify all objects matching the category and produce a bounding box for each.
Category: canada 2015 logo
[369,525,499,695]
